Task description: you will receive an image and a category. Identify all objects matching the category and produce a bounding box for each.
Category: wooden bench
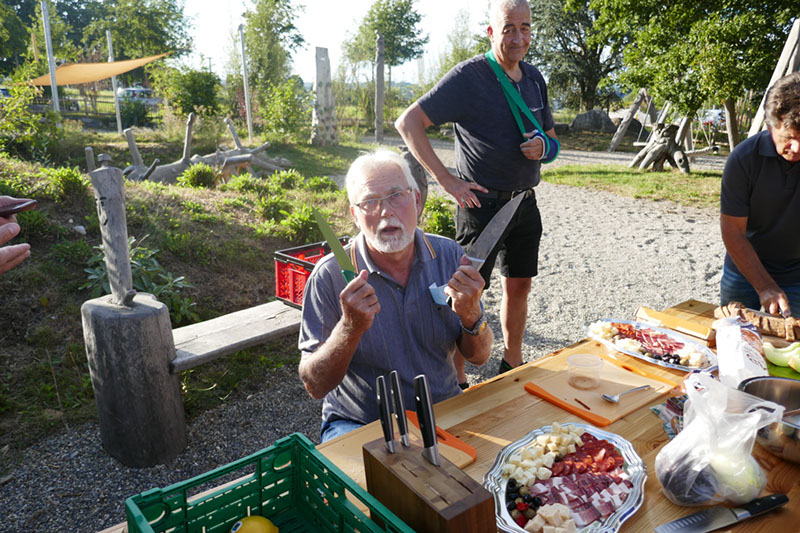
[170,300,302,373]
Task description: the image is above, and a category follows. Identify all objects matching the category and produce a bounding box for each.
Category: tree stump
[81,164,187,467]
[629,123,690,173]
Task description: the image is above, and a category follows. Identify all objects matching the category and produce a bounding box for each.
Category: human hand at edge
[0,222,31,275]
[439,172,488,209]
[520,132,545,160]
[340,269,380,334]
[444,255,484,327]
[759,286,792,318]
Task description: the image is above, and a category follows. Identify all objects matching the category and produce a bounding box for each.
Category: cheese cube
[523,446,543,460]
[501,464,516,477]
[543,526,556,533]
[562,519,577,533]
[574,436,583,447]
[536,435,550,446]
[524,514,545,532]
[538,505,556,521]
[531,457,544,469]
[566,443,576,454]
[551,434,563,445]
[552,422,562,433]
[550,510,563,526]
[542,452,557,468]
[537,467,552,480]
[513,466,526,480]
[520,459,537,470]
[557,504,571,520]
[564,424,576,434]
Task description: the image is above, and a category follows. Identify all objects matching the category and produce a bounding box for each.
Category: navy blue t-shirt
[720,129,800,284]
[418,55,555,191]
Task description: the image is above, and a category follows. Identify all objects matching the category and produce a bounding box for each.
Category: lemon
[230,515,278,533]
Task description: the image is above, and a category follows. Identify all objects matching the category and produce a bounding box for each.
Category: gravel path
[0,140,727,533]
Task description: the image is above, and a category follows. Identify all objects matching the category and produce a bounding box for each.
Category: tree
[0,3,28,76]
[588,0,796,142]
[529,0,627,111]
[150,66,221,116]
[343,0,428,84]
[421,9,487,94]
[242,0,305,94]
[82,0,191,60]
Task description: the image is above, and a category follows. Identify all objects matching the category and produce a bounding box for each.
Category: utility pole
[238,24,254,143]
[107,30,123,135]
[41,0,60,113]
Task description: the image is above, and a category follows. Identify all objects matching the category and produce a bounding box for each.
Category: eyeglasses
[353,188,412,214]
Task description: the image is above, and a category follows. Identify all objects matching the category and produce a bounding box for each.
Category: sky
[182,0,493,84]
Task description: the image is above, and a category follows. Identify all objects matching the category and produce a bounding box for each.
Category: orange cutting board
[525,353,676,426]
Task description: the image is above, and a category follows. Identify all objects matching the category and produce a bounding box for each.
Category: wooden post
[81,164,187,467]
[724,97,740,149]
[608,88,646,152]
[310,47,339,146]
[375,32,385,144]
[748,18,800,137]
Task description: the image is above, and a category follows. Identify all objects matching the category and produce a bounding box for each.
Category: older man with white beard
[298,150,493,442]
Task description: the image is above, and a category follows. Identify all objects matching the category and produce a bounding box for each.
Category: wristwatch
[461,310,487,336]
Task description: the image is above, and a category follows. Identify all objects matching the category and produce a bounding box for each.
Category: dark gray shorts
[455,189,542,290]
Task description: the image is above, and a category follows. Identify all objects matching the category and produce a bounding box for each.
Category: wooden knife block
[362,438,495,533]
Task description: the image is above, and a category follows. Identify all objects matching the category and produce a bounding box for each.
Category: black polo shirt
[418,55,555,192]
[721,129,800,284]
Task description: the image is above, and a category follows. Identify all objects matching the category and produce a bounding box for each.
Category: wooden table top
[100,300,799,532]
[315,300,800,532]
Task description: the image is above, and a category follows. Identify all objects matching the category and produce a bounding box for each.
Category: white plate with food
[483,422,646,533]
[587,319,718,373]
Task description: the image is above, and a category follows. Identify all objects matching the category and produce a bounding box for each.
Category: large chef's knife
[654,493,788,533]
[429,192,525,305]
[389,370,410,447]
[376,375,395,454]
[414,374,440,466]
[313,208,356,282]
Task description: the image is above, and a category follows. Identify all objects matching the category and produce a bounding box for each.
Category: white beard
[365,216,414,253]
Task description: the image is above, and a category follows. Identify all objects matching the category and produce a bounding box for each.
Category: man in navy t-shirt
[395,0,556,380]
[720,72,800,317]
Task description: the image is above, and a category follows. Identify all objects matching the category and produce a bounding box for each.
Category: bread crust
[714,301,800,341]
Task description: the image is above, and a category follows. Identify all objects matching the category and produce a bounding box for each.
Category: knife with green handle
[313,208,356,282]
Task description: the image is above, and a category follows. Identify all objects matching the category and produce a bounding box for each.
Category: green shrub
[120,97,150,128]
[80,236,199,325]
[269,169,303,190]
[261,77,311,141]
[255,194,291,221]
[41,166,89,204]
[304,176,339,193]
[422,194,456,239]
[280,204,323,243]
[221,173,271,196]
[17,209,64,241]
[50,239,92,266]
[178,163,217,189]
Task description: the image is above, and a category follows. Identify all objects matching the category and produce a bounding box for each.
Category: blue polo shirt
[721,130,800,284]
[299,229,471,425]
[418,54,555,191]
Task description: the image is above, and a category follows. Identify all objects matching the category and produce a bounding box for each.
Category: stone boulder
[553,123,570,136]
[570,109,617,133]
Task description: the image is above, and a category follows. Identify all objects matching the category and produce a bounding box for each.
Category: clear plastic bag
[655,372,784,506]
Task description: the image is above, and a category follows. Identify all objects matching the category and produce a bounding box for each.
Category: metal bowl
[738,376,800,464]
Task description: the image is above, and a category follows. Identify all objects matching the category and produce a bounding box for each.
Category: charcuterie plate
[483,423,646,533]
[587,319,718,373]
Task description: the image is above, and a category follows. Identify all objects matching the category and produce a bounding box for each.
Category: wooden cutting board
[321,413,476,489]
[525,352,676,427]
[670,299,795,348]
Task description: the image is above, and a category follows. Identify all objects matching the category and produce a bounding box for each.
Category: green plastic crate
[126,433,414,533]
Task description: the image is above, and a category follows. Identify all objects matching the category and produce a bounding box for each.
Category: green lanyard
[484,49,547,142]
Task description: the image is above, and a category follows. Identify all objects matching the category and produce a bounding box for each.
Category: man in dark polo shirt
[395,0,557,380]
[720,72,800,316]
[298,150,493,442]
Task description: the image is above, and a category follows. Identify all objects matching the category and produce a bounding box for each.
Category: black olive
[506,500,517,512]
[507,478,518,490]
[532,496,542,507]
[508,491,520,500]
[523,493,535,503]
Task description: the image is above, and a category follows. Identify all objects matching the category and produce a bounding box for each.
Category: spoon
[601,385,651,403]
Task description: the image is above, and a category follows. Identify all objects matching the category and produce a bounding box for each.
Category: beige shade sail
[30,53,169,86]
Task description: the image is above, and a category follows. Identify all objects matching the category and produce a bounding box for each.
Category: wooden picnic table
[316,300,800,532]
[100,300,799,532]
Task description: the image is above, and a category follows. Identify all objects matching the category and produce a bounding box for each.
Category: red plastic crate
[274,237,350,308]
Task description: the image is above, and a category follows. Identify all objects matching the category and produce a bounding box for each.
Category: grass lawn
[542,164,723,208]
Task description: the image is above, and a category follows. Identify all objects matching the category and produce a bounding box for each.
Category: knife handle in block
[376,375,395,454]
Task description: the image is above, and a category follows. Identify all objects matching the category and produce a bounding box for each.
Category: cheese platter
[483,422,646,533]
